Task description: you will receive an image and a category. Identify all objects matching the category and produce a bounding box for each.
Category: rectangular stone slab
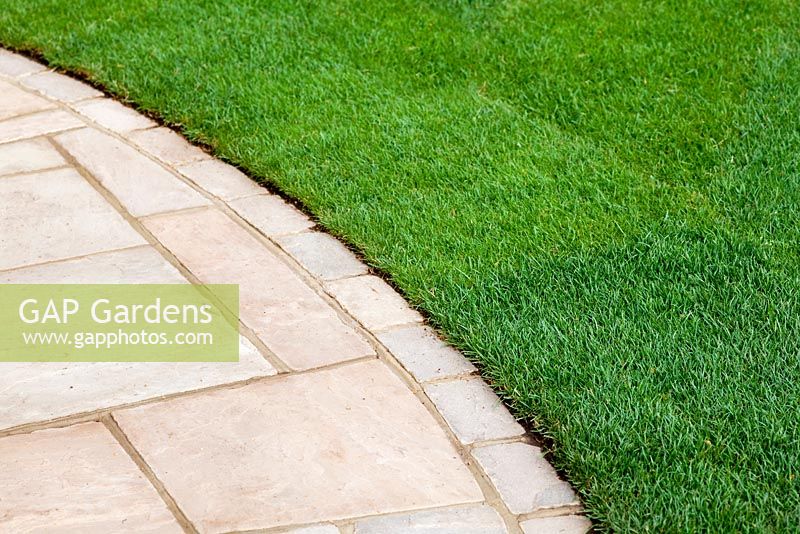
[113,360,483,533]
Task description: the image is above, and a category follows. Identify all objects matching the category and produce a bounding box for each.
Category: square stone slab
[143,208,374,370]
[0,168,145,271]
[127,126,210,166]
[56,127,211,217]
[327,275,423,331]
[276,231,368,281]
[177,158,264,200]
[0,109,83,143]
[0,79,55,120]
[424,378,525,444]
[0,137,65,177]
[229,193,314,236]
[377,325,476,383]
[113,360,483,533]
[472,443,579,515]
[0,422,182,533]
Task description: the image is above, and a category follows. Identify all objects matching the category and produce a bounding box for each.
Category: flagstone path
[0,48,590,534]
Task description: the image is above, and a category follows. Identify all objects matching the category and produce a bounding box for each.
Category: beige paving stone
[113,360,483,533]
[229,193,314,236]
[0,246,274,429]
[277,231,368,280]
[424,378,524,444]
[0,79,55,120]
[0,168,145,271]
[377,325,476,383]
[472,443,579,515]
[56,127,211,216]
[0,336,274,430]
[284,525,339,534]
[0,137,65,176]
[0,108,84,144]
[0,49,47,78]
[143,208,374,370]
[520,515,592,534]
[177,158,264,200]
[353,505,507,533]
[0,422,182,533]
[128,126,210,166]
[72,97,156,133]
[0,246,184,284]
[327,275,423,331]
[20,70,102,102]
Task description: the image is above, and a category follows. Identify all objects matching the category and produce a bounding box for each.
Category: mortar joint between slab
[102,415,199,534]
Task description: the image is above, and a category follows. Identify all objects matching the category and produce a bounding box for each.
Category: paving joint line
[102,414,198,534]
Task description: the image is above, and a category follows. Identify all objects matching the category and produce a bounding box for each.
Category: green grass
[3,0,799,530]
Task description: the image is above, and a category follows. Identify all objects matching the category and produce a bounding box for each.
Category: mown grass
[2,0,799,530]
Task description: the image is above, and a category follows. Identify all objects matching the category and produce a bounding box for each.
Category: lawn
[3,0,799,530]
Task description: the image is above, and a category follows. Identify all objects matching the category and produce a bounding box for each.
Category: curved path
[0,49,589,534]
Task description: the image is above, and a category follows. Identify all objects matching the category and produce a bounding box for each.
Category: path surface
[0,49,589,534]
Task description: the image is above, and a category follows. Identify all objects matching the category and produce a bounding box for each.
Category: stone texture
[0,137,65,176]
[72,98,156,133]
[0,246,274,429]
[0,109,83,143]
[277,231,367,280]
[0,49,47,78]
[327,275,423,331]
[0,336,274,430]
[285,526,340,534]
[424,378,524,444]
[127,126,210,166]
[520,515,592,534]
[0,246,183,284]
[0,422,182,533]
[378,325,476,382]
[0,168,145,271]
[353,505,507,534]
[472,443,579,515]
[229,193,314,236]
[143,208,374,370]
[177,158,264,200]
[113,360,482,533]
[56,127,210,216]
[20,70,102,102]
[0,79,55,120]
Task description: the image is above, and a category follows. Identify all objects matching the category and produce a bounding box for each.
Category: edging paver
[0,49,588,533]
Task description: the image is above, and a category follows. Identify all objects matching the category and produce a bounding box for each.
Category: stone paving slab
[0,422,182,533]
[0,108,83,143]
[0,49,47,78]
[0,167,145,271]
[352,504,507,533]
[0,137,65,176]
[327,275,424,331]
[0,78,55,120]
[520,515,592,534]
[127,126,210,166]
[377,325,477,383]
[143,207,374,370]
[71,97,157,133]
[56,127,211,216]
[20,70,103,102]
[229,192,315,236]
[177,157,265,200]
[113,360,483,533]
[276,231,368,281]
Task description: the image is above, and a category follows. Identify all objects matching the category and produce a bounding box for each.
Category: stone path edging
[0,48,590,534]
